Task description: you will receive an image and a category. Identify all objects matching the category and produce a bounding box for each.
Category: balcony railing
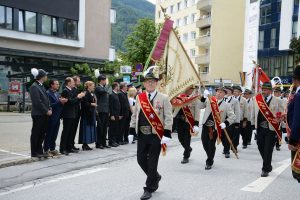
[197,0,212,11]
[196,16,211,28]
[195,54,210,65]
[196,35,211,47]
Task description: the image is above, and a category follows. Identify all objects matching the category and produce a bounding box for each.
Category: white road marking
[0,149,30,158]
[241,159,290,193]
[0,167,108,196]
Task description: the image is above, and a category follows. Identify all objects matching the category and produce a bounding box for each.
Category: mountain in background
[112,0,155,52]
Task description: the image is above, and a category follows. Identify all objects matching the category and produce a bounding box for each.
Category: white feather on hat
[31,68,39,79]
[143,65,159,79]
[94,69,100,78]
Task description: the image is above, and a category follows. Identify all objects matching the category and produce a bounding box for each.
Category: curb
[0,158,33,169]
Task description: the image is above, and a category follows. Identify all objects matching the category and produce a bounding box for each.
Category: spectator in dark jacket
[118,82,131,144]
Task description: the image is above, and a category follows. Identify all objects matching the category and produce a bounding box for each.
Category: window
[270,28,276,48]
[18,10,24,31]
[191,13,196,23]
[258,31,264,49]
[52,17,58,36]
[177,2,182,11]
[176,18,181,27]
[170,5,174,13]
[42,15,51,35]
[184,0,189,8]
[0,6,12,29]
[190,31,196,40]
[62,19,78,40]
[25,11,36,33]
[190,48,196,57]
[158,11,161,19]
[183,16,188,25]
[260,6,271,25]
[182,33,188,42]
[292,21,298,38]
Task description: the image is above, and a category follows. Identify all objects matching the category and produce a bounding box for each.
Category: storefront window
[42,15,51,35]
[25,11,36,33]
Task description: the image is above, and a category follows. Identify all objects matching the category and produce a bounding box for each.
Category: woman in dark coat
[79,81,97,150]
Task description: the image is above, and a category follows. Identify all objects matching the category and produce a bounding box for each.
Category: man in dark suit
[95,74,111,149]
[118,82,131,144]
[108,82,121,147]
[29,69,52,158]
[43,80,67,156]
[288,65,300,183]
[60,77,85,155]
[69,76,82,151]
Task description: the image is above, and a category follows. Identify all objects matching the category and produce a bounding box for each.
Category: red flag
[252,66,270,92]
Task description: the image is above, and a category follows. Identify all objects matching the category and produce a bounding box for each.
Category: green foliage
[290,37,300,63]
[70,63,93,78]
[119,18,158,67]
[112,0,155,51]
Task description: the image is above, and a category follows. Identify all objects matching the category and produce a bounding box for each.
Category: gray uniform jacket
[30,81,51,116]
[225,96,240,124]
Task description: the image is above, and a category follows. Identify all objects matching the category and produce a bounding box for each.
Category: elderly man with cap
[241,89,255,148]
[129,66,173,200]
[223,86,240,158]
[287,65,300,183]
[173,85,201,164]
[95,74,111,149]
[199,87,236,170]
[30,68,52,158]
[252,82,284,177]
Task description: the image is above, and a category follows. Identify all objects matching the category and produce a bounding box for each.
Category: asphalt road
[0,136,299,200]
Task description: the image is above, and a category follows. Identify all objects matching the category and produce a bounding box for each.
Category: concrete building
[155,0,200,69]
[0,0,114,92]
[197,0,246,85]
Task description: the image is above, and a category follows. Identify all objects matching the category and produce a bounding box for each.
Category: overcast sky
[147,0,155,4]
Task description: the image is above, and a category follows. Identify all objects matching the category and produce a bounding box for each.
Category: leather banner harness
[138,92,167,155]
[255,93,282,142]
[209,96,223,143]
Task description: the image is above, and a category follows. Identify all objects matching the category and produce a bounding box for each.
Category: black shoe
[82,144,93,151]
[153,174,162,192]
[247,142,251,145]
[123,141,129,144]
[68,149,79,153]
[42,152,53,158]
[60,150,69,156]
[140,191,152,200]
[225,153,230,158]
[104,145,111,148]
[276,146,280,151]
[181,158,189,164]
[205,164,212,170]
[261,171,269,177]
[31,153,44,158]
[111,143,119,147]
[242,146,247,149]
[96,145,104,149]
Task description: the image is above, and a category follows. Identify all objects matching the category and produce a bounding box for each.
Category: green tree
[120,18,158,67]
[290,37,300,64]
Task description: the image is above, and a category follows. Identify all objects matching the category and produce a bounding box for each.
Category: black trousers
[31,115,49,156]
[96,112,109,146]
[177,120,192,158]
[291,150,300,183]
[221,125,232,154]
[241,121,252,147]
[232,124,240,149]
[108,117,119,144]
[70,115,80,149]
[60,118,75,152]
[124,116,130,142]
[137,132,161,193]
[201,125,217,166]
[275,129,283,148]
[256,127,277,172]
[118,117,128,143]
[43,116,60,151]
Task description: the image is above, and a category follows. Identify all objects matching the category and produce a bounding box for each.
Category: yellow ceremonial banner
[156,29,200,100]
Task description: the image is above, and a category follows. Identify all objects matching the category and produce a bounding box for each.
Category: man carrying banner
[252,82,284,177]
[287,65,300,183]
[241,89,254,148]
[223,86,240,158]
[173,85,201,164]
[200,87,236,170]
[129,66,173,200]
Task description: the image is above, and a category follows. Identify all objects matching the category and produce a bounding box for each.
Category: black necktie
[265,97,268,102]
[148,93,151,101]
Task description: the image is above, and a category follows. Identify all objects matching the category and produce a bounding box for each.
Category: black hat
[135,84,142,89]
[233,86,242,92]
[36,69,47,80]
[293,65,300,80]
[98,74,106,81]
[243,89,252,94]
[224,86,233,92]
[261,82,273,90]
[127,83,133,88]
[215,87,227,93]
[273,86,281,92]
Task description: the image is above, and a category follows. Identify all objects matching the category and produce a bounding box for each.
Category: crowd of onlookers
[29,69,143,158]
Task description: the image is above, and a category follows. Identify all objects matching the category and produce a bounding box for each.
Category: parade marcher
[287,65,300,183]
[70,76,82,152]
[173,85,200,164]
[43,80,67,156]
[118,82,131,144]
[241,89,254,148]
[274,87,285,151]
[78,81,97,151]
[95,74,111,149]
[200,87,236,170]
[128,87,137,142]
[30,69,52,158]
[60,77,85,155]
[223,86,240,158]
[108,82,121,147]
[252,82,284,177]
[129,66,173,200]
[136,84,143,95]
